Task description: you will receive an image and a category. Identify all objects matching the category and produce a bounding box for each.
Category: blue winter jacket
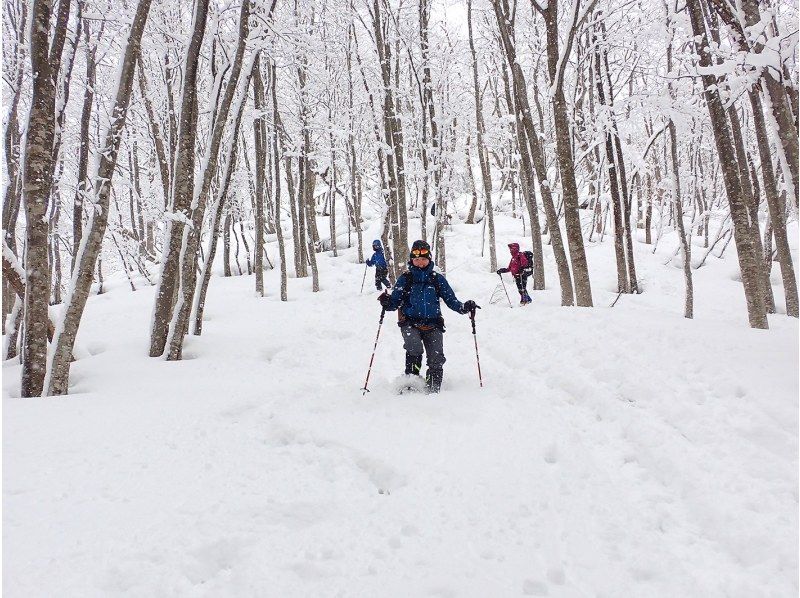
[366,240,388,269]
[383,260,465,325]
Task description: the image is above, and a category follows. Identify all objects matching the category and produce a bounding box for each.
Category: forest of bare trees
[2,0,798,396]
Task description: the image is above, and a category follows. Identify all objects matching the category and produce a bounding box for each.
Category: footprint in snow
[259,346,285,363]
[544,443,558,464]
[523,579,549,595]
[547,567,566,585]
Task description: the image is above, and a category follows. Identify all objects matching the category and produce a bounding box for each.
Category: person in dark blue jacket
[366,239,391,291]
[378,240,478,393]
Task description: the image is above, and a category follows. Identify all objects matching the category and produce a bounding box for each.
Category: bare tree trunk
[593,31,629,294]
[232,218,243,276]
[96,256,104,294]
[391,33,409,257]
[165,0,253,361]
[127,149,141,249]
[49,199,63,304]
[669,122,693,318]
[419,0,439,248]
[136,55,170,205]
[644,173,653,244]
[163,47,178,183]
[271,62,289,301]
[464,137,479,225]
[289,156,304,276]
[726,103,775,313]
[346,21,363,263]
[2,1,27,329]
[252,53,267,296]
[5,295,23,360]
[686,0,767,328]
[193,131,243,334]
[499,57,544,288]
[130,140,149,260]
[749,87,798,317]
[46,0,153,395]
[494,1,572,304]
[294,5,318,289]
[539,0,593,307]
[328,121,338,257]
[354,31,395,278]
[274,105,302,277]
[372,0,405,274]
[303,158,320,292]
[149,0,211,357]
[599,27,638,293]
[21,0,59,397]
[72,16,98,272]
[468,0,497,271]
[240,221,253,275]
[223,213,232,277]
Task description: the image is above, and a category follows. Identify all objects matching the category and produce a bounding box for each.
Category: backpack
[522,251,534,273]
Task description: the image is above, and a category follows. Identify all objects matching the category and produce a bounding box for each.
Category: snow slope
[3,214,798,597]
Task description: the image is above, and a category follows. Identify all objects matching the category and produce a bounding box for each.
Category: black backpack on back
[522,251,534,273]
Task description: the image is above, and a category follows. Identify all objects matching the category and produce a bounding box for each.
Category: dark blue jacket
[366,240,387,269]
[383,260,465,324]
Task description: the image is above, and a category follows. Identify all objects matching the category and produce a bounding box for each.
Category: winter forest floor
[3,211,799,597]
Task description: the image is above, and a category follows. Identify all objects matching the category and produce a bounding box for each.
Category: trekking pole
[360,263,368,294]
[470,309,483,388]
[361,307,386,395]
[497,272,514,308]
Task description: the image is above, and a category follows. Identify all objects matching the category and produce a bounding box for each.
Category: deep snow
[3,212,798,597]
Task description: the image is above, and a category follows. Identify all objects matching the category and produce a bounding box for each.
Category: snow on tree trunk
[686,0,767,329]
[46,0,154,395]
[21,0,59,397]
[493,1,573,306]
[149,0,211,358]
[467,0,497,272]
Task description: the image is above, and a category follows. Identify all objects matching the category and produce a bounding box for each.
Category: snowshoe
[394,374,427,395]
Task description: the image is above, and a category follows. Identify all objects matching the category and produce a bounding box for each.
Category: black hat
[410,240,431,259]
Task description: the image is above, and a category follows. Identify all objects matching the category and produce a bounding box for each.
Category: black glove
[462,300,480,314]
[378,292,391,308]
[497,268,509,275]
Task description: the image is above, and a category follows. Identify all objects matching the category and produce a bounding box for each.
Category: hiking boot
[405,353,423,376]
[425,368,443,394]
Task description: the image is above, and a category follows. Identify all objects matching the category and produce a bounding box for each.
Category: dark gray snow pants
[400,324,445,371]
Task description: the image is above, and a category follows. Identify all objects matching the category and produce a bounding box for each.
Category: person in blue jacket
[378,240,478,393]
[366,239,391,291]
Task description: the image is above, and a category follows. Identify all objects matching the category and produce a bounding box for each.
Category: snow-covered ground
[4,212,798,597]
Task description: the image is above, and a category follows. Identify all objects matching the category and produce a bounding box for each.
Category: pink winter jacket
[506,243,528,276]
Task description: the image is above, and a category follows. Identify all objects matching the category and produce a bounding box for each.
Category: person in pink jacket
[496,242,532,305]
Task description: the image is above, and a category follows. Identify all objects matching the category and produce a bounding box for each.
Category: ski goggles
[411,248,431,258]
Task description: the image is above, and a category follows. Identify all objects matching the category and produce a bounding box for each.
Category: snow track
[4,216,797,597]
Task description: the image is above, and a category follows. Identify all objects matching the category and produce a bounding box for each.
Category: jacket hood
[508,243,520,254]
